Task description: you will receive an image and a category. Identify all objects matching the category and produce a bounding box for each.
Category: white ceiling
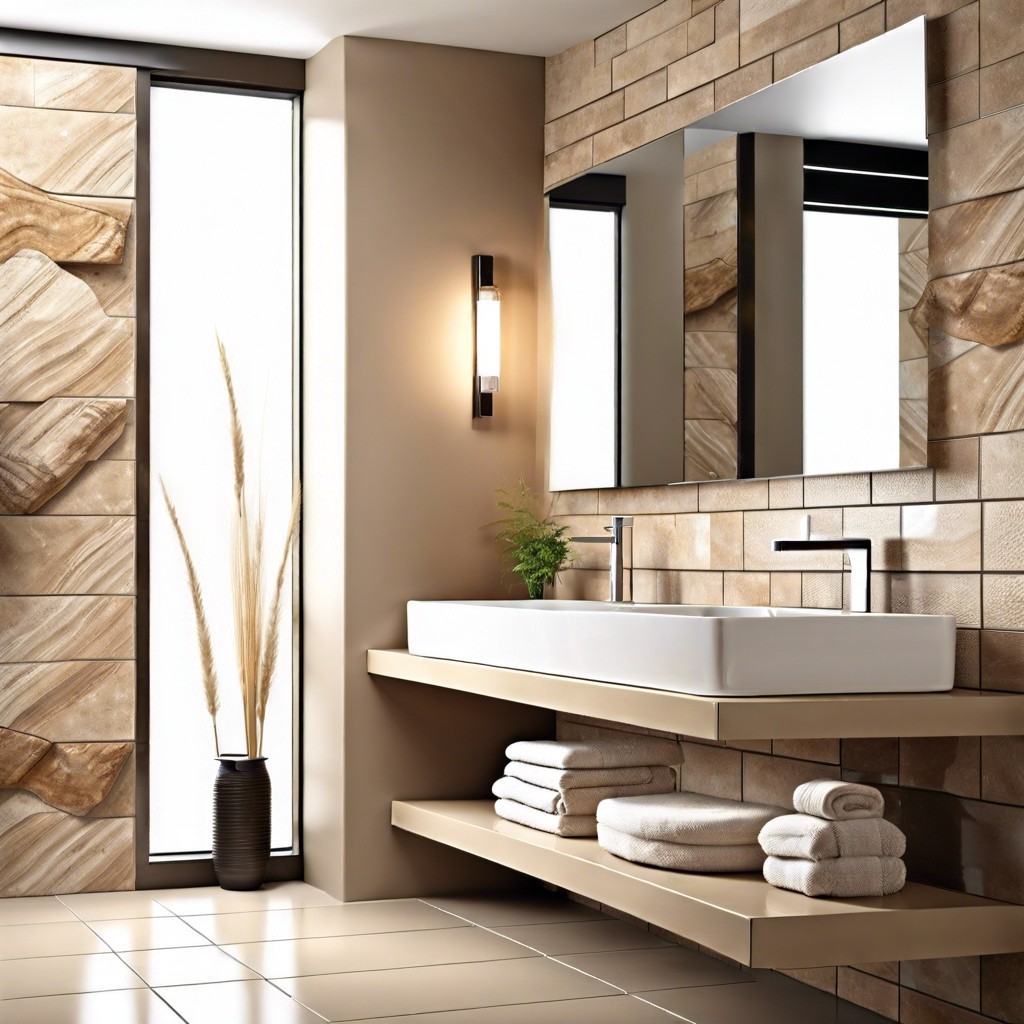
[0,0,656,59]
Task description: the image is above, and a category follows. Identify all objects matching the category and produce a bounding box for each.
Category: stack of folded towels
[492,738,680,837]
[596,792,787,871]
[758,779,907,897]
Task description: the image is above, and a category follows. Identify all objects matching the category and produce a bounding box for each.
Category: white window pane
[149,87,296,855]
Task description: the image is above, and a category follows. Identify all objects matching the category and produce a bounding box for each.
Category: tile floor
[0,882,893,1023]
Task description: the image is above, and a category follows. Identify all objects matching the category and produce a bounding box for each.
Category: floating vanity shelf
[393,799,1024,969]
[368,650,1024,740]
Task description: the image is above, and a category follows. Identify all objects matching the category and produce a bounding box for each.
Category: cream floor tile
[0,895,78,926]
[88,915,213,951]
[0,952,145,999]
[362,995,681,1023]
[183,899,466,944]
[118,944,260,987]
[58,890,175,921]
[0,988,182,1024]
[423,893,606,927]
[278,957,619,1021]
[155,979,326,1024]
[224,926,537,979]
[152,882,339,917]
[0,919,108,959]
[554,946,753,993]
[489,920,669,956]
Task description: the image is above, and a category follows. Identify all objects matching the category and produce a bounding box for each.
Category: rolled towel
[597,792,787,846]
[598,824,766,872]
[793,779,885,821]
[494,798,596,837]
[506,738,681,770]
[505,761,659,790]
[763,855,906,897]
[759,814,906,861]
[492,767,676,816]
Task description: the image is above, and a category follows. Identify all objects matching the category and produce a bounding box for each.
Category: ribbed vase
[213,756,271,891]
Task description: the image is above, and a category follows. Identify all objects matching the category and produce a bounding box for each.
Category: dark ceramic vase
[213,755,271,891]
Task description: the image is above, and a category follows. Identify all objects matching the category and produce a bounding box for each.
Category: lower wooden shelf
[393,799,1024,970]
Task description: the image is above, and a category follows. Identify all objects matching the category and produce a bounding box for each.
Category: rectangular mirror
[548,17,927,490]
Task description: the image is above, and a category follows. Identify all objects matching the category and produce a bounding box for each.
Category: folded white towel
[494,798,596,837]
[597,792,787,845]
[759,814,906,861]
[492,767,676,816]
[793,779,885,821]
[505,760,659,790]
[506,738,681,770]
[598,825,766,872]
[763,855,906,897]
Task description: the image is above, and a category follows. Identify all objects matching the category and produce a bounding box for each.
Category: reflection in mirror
[547,17,926,489]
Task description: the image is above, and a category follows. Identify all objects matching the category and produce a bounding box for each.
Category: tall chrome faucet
[772,516,873,612]
[571,515,634,603]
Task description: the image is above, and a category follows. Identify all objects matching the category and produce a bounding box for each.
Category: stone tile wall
[546,1,1024,1020]
[0,58,137,896]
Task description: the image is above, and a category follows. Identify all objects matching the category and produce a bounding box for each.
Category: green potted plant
[492,479,574,599]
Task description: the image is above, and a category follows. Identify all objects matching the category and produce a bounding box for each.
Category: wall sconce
[473,254,501,418]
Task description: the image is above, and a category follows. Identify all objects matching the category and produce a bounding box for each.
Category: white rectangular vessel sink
[406,600,955,696]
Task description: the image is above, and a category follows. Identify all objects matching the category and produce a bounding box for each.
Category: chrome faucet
[772,517,873,612]
[571,515,634,603]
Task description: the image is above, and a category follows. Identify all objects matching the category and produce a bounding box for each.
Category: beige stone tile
[698,478,769,511]
[981,430,1024,498]
[151,883,339,918]
[678,740,742,799]
[840,3,886,49]
[981,50,1024,115]
[929,71,980,133]
[626,0,693,49]
[899,247,929,310]
[772,739,841,764]
[982,734,1024,805]
[930,190,1024,278]
[64,194,136,317]
[837,966,899,1020]
[983,573,1024,628]
[554,945,751,992]
[802,572,843,609]
[544,137,593,189]
[981,628,1024,692]
[770,572,802,606]
[980,0,1024,66]
[58,890,174,921]
[774,25,839,81]
[424,893,605,928]
[843,505,901,570]
[891,572,981,626]
[484,920,667,956]
[631,513,677,568]
[743,508,843,570]
[900,956,980,1011]
[684,191,736,267]
[5,989,182,1024]
[87,915,211,952]
[624,69,668,117]
[0,919,108,959]
[900,400,928,469]
[34,458,136,516]
[546,40,611,122]
[155,980,323,1024]
[739,0,875,64]
[550,490,601,515]
[553,514,612,570]
[592,84,714,165]
[613,21,690,90]
[224,926,535,979]
[684,134,736,176]
[667,33,739,99]
[0,55,33,106]
[120,945,259,987]
[696,159,737,199]
[768,477,803,509]
[929,437,979,501]
[599,484,698,514]
[900,312,927,360]
[684,419,737,482]
[930,104,1024,209]
[595,24,628,64]
[803,473,870,507]
[842,570,894,613]
[902,503,981,571]
[545,92,624,154]
[741,752,840,809]
[983,500,1024,570]
[0,951,144,999]
[723,571,770,606]
[656,569,723,604]
[277,957,618,1020]
[0,595,133,662]
[956,628,981,687]
[710,512,744,568]
[685,331,736,369]
[899,218,929,253]
[550,568,609,601]
[715,55,772,108]
[927,3,980,84]
[900,357,928,401]
[33,61,135,113]
[0,895,77,926]
[900,736,980,796]
[931,341,1024,440]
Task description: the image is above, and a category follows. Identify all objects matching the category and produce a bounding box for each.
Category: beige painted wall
[303,35,552,901]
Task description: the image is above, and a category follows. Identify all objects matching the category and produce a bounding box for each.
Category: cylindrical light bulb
[476,287,501,391]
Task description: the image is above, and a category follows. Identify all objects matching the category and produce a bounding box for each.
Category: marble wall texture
[0,57,136,897]
[547,1,1024,1021]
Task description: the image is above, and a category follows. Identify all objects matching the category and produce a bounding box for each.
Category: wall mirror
[547,18,927,490]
